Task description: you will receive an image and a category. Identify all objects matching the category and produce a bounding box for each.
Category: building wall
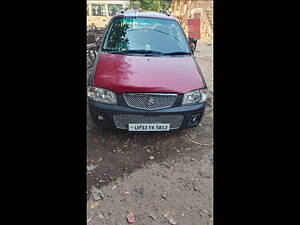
[171,0,213,43]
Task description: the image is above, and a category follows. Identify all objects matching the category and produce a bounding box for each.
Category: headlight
[88,87,117,104]
[182,89,207,105]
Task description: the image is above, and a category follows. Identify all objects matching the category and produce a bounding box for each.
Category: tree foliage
[130,0,172,11]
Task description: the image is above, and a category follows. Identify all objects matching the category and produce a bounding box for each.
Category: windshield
[102,17,190,55]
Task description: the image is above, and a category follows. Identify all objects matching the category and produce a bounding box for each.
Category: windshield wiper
[105,50,190,56]
[107,49,164,55]
[162,51,191,55]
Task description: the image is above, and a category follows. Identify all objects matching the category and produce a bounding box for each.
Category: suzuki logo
[147,96,155,106]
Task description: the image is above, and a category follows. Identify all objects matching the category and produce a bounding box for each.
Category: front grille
[113,114,184,130]
[123,93,177,110]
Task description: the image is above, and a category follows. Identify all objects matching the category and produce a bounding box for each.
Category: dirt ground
[87,42,213,225]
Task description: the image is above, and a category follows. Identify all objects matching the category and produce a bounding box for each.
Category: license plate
[128,123,170,131]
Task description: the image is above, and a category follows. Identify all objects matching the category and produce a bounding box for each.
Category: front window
[91,4,107,16]
[103,17,190,55]
[108,4,123,16]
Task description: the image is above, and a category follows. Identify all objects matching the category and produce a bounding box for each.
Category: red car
[88,10,207,131]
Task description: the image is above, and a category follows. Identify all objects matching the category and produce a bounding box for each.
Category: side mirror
[190,42,196,55]
[188,38,197,55]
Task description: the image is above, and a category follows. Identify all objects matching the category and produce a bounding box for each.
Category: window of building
[91,4,107,16]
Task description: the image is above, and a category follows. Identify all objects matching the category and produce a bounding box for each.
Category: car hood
[93,52,206,94]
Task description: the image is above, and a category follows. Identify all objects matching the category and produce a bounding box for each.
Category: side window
[108,4,123,16]
[92,4,107,16]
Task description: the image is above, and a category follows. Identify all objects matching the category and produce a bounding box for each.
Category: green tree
[130,0,172,11]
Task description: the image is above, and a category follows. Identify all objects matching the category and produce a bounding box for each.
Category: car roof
[116,10,176,21]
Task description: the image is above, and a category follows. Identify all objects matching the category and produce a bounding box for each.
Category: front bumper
[88,100,206,130]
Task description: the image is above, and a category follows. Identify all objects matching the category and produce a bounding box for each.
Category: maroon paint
[93,52,205,94]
